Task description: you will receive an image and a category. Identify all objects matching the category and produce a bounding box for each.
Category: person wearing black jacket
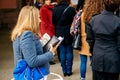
[52,0,76,77]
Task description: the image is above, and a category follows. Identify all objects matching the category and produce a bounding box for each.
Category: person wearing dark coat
[86,0,120,80]
[52,0,76,77]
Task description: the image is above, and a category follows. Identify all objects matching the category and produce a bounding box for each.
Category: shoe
[63,73,67,77]
[80,77,85,80]
[67,72,72,76]
[49,61,56,65]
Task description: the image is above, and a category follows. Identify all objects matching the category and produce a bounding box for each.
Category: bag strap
[57,6,69,25]
[62,6,69,15]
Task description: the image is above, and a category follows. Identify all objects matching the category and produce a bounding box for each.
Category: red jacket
[40,5,55,38]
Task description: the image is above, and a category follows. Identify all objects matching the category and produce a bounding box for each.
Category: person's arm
[117,21,120,52]
[86,18,95,53]
[40,7,55,37]
[20,31,54,67]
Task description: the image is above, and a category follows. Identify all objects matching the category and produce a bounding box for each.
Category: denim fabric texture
[80,54,92,78]
[59,45,73,74]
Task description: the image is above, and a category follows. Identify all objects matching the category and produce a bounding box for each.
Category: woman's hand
[70,28,78,36]
[49,42,60,55]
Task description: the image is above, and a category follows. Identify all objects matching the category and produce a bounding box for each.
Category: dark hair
[51,0,57,2]
[57,0,70,4]
[76,0,85,11]
[43,0,57,2]
[42,0,45,3]
[103,0,120,12]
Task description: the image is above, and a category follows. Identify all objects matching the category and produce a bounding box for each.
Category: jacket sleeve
[117,22,120,52]
[20,31,54,67]
[86,18,95,54]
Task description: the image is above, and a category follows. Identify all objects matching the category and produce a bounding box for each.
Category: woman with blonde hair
[70,0,104,79]
[11,6,59,80]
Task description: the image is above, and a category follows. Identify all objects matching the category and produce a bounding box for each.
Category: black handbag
[73,27,81,50]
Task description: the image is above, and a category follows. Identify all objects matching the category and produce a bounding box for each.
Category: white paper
[40,33,51,47]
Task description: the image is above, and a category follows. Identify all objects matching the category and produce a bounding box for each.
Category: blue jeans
[59,45,73,74]
[80,54,92,78]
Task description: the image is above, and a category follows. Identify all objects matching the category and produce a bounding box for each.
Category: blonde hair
[11,6,40,41]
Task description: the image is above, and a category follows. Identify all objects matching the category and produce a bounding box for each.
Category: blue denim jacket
[13,31,54,74]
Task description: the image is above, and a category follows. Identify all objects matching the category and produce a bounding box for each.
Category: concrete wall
[0,0,17,9]
[0,0,23,29]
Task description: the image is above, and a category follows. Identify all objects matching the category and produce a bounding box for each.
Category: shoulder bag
[72,10,82,50]
[13,38,48,80]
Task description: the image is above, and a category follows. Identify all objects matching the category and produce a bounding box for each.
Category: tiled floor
[0,28,92,80]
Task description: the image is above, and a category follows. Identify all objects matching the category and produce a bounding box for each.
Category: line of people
[11,0,120,80]
[71,0,120,80]
[39,0,76,77]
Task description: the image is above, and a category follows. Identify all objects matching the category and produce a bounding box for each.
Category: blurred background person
[51,0,58,6]
[70,0,104,79]
[52,0,76,77]
[40,0,56,65]
[35,0,43,9]
[79,0,104,79]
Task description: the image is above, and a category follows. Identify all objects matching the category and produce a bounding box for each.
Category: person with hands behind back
[11,5,60,80]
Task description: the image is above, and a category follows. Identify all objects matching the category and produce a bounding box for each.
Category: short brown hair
[57,0,70,4]
[103,0,120,12]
